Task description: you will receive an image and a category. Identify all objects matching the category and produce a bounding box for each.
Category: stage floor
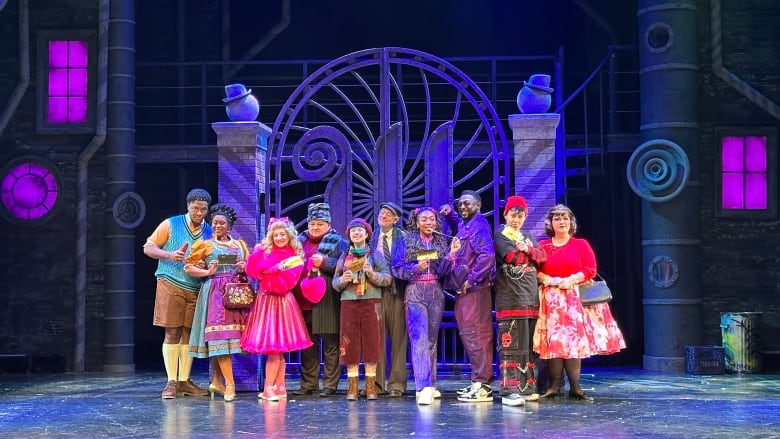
[1,367,779,438]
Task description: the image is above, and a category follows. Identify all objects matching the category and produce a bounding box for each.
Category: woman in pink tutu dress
[241,217,313,401]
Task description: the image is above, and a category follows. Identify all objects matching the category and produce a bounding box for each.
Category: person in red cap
[493,195,546,406]
[333,218,392,401]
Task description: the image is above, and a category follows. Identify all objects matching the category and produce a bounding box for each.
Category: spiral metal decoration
[626,139,690,202]
[291,125,350,182]
[112,191,146,229]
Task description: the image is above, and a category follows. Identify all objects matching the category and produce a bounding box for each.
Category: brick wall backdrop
[697,1,780,352]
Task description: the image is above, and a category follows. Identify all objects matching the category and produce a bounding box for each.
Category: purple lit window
[721,136,767,210]
[46,40,88,124]
[0,158,61,224]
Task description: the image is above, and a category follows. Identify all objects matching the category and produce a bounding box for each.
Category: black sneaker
[456,382,477,396]
[457,383,493,403]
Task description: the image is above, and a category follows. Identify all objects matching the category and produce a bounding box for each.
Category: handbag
[222,272,255,309]
[300,268,326,303]
[578,274,612,306]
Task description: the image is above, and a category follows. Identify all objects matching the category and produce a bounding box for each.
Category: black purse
[578,274,612,306]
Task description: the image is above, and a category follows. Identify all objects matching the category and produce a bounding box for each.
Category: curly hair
[543,204,578,237]
[403,207,449,261]
[208,203,237,227]
[265,218,304,256]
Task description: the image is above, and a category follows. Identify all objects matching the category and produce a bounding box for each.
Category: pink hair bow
[268,216,290,226]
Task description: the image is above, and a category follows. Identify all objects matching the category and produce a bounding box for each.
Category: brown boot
[365,376,378,400]
[346,376,359,401]
[178,379,208,396]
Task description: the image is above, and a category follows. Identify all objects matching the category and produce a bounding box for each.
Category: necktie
[382,233,392,264]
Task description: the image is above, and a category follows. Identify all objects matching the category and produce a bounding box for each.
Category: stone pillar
[211,121,271,246]
[508,113,561,239]
[211,120,271,392]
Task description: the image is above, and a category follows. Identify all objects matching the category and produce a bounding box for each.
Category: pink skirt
[240,291,313,355]
[533,285,592,359]
[582,302,626,355]
[533,285,625,358]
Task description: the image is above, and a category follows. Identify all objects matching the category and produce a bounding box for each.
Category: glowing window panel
[46,40,88,124]
[0,160,60,222]
[721,136,767,210]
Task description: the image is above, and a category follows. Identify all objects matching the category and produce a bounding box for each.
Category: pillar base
[643,355,684,372]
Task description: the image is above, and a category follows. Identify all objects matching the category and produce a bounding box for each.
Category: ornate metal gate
[266,47,510,230]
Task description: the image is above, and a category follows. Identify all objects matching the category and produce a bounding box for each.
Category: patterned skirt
[188,273,247,358]
[240,291,313,355]
[533,285,625,359]
[582,302,626,355]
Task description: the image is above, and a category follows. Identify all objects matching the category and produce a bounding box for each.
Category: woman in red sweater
[533,204,625,401]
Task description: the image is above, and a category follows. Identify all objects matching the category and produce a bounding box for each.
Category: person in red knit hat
[493,195,546,406]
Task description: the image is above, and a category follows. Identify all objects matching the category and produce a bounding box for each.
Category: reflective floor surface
[1,367,779,438]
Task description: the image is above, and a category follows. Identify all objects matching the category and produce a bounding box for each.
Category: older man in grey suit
[369,202,409,397]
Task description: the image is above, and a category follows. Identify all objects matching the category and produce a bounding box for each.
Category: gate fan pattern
[266,47,510,231]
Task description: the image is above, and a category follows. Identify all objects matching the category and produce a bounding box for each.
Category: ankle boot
[346,376,359,401]
[365,376,378,400]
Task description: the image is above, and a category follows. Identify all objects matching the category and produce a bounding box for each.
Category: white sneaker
[417,387,434,405]
[501,393,526,407]
[415,388,442,399]
[457,382,493,403]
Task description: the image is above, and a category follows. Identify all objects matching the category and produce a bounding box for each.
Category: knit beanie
[307,202,332,223]
[503,195,528,216]
[346,217,372,238]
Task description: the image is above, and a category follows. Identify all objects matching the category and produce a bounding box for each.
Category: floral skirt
[533,285,625,359]
[240,291,313,355]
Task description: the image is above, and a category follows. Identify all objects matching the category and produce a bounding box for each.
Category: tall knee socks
[162,344,180,382]
[178,344,193,382]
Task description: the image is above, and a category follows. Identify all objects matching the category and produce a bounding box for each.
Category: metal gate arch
[266,47,510,231]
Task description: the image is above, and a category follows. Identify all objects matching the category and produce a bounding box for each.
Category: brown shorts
[339,299,382,364]
[152,278,198,328]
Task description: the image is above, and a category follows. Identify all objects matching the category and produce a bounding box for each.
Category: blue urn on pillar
[223,83,260,121]
[517,74,554,114]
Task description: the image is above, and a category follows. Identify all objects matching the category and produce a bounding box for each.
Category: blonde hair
[265,219,304,256]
